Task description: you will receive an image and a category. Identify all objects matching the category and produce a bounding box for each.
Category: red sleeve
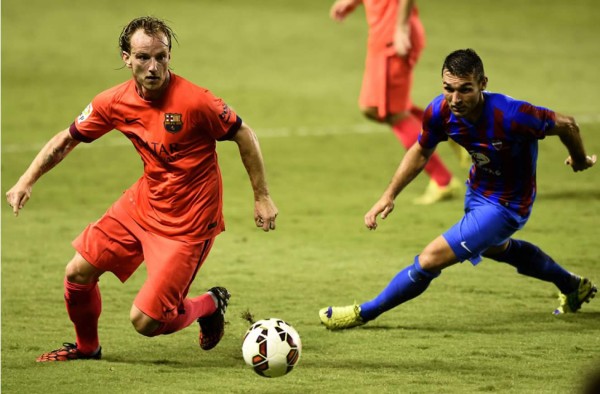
[194,89,241,140]
[70,92,114,142]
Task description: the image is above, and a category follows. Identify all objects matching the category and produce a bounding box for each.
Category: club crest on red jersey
[164,113,183,133]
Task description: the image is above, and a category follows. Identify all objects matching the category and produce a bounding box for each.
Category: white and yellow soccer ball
[242,318,302,378]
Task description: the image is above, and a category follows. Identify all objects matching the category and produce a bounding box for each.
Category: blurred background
[2,1,599,393]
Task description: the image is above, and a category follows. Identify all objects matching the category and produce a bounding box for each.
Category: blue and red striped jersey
[419,92,556,217]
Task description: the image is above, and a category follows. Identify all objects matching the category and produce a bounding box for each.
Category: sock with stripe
[489,239,579,294]
[360,257,440,321]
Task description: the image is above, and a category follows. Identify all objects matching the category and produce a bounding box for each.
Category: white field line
[2,124,385,154]
[3,114,600,154]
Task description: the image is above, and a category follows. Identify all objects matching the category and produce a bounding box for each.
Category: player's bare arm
[393,0,415,56]
[547,113,597,172]
[6,128,80,216]
[364,142,433,230]
[232,122,278,231]
[330,0,362,22]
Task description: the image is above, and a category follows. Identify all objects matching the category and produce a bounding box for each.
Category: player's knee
[130,306,161,337]
[418,236,459,272]
[131,320,157,337]
[414,255,442,276]
[65,253,101,284]
[360,107,383,122]
[387,111,411,125]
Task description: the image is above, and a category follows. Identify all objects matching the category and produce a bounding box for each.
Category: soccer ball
[242,318,302,378]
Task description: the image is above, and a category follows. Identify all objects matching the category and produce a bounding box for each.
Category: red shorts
[73,193,215,322]
[359,13,426,119]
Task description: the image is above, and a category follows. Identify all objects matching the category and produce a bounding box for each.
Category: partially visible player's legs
[359,256,439,321]
[389,111,453,187]
[319,236,458,329]
[395,107,465,203]
[64,255,103,354]
[132,236,215,336]
[409,105,424,119]
[486,239,597,314]
[485,239,578,293]
[135,236,230,350]
[136,288,230,351]
[362,107,461,205]
[36,254,104,362]
[448,139,472,169]
[196,286,231,350]
[138,293,217,336]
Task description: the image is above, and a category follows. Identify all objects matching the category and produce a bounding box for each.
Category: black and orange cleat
[197,287,230,350]
[36,342,102,362]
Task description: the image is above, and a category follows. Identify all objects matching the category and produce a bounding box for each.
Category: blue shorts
[443,188,529,265]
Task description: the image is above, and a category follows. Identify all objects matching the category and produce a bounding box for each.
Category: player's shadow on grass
[326,357,479,373]
[99,349,242,367]
[354,311,600,333]
[98,357,187,366]
[358,325,513,334]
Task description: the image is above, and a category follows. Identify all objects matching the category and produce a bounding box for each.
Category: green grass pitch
[2,0,600,393]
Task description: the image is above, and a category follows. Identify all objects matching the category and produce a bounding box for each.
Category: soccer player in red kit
[6,16,278,361]
[330,0,463,204]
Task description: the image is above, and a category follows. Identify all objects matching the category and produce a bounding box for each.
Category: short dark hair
[442,49,485,82]
[118,16,177,54]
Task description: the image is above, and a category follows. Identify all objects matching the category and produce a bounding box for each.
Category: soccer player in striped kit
[320,49,597,329]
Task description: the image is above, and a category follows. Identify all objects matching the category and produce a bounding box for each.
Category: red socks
[151,293,217,336]
[64,279,218,343]
[392,113,452,187]
[409,105,425,120]
[64,278,101,355]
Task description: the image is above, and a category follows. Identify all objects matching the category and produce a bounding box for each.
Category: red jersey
[70,73,241,241]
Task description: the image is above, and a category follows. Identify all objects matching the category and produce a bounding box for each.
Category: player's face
[123,30,171,100]
[442,70,487,122]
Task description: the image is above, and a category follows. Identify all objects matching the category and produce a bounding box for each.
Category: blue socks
[360,257,439,322]
[358,239,576,322]
[488,239,578,294]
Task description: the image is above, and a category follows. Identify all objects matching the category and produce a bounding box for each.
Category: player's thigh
[135,237,214,322]
[418,235,460,272]
[443,195,522,265]
[360,49,401,119]
[72,206,144,282]
[386,55,414,114]
[360,55,415,119]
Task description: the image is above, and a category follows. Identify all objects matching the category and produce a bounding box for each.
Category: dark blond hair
[118,16,177,54]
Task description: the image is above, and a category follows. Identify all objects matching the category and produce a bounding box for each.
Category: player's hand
[564,154,596,172]
[6,182,32,216]
[393,26,411,57]
[364,196,395,230]
[255,195,278,232]
[330,0,361,22]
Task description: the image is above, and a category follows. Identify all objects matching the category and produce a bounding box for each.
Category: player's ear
[122,51,132,68]
[480,76,488,91]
